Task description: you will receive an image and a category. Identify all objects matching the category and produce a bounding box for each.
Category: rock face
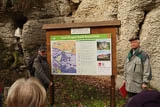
[0,19,16,47]
[73,0,118,22]
[140,7,160,90]
[1,0,160,89]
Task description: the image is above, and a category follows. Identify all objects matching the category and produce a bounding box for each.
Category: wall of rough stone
[73,0,118,22]
[1,0,160,89]
[0,18,16,47]
[140,7,160,89]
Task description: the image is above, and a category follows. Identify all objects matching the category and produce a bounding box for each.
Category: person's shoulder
[140,49,150,62]
[34,55,41,62]
[140,50,149,58]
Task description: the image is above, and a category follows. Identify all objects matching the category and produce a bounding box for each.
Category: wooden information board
[42,21,120,107]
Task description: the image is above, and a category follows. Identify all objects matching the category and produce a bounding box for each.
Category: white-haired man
[123,36,152,98]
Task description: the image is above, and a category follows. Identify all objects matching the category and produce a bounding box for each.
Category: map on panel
[51,40,76,74]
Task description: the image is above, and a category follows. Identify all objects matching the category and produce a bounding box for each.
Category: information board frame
[50,33,112,75]
[42,21,120,107]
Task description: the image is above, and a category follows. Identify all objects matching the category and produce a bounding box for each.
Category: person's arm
[34,58,50,85]
[142,55,152,88]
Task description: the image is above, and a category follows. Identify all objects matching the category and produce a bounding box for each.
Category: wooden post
[111,75,116,107]
[110,27,117,107]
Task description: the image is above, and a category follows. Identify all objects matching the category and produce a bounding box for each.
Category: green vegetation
[47,76,126,107]
[52,76,109,106]
[0,38,14,70]
[0,38,24,70]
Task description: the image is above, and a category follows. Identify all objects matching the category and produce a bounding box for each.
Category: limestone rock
[73,0,118,22]
[140,7,160,89]
[0,20,16,47]
[115,75,123,89]
[55,0,71,16]
[28,0,71,19]
[22,20,46,50]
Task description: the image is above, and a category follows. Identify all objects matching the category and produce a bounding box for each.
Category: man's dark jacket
[33,54,50,89]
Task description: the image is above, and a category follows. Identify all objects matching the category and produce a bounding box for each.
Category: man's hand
[123,80,126,84]
[142,83,147,89]
[49,82,53,86]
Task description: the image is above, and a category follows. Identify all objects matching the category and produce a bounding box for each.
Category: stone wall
[140,7,160,89]
[0,18,16,47]
[73,0,118,22]
[1,0,160,89]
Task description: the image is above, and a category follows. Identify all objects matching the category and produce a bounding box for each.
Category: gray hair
[136,40,140,43]
[6,78,46,107]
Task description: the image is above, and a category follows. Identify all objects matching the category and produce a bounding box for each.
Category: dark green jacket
[124,48,152,93]
[33,54,50,89]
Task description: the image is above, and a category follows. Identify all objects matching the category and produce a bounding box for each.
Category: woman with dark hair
[127,90,160,107]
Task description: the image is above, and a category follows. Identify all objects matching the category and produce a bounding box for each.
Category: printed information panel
[50,34,112,75]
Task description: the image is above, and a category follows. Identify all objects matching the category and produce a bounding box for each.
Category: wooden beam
[42,20,121,30]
